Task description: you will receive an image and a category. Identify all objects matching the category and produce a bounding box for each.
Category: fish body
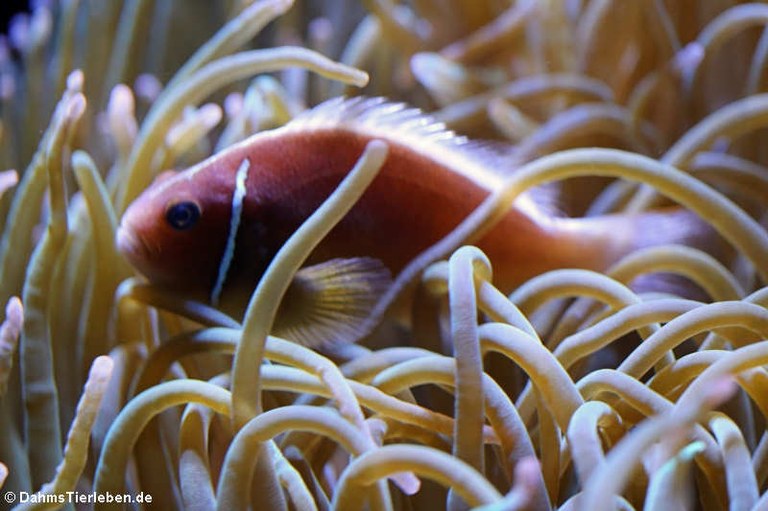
[117,97,710,330]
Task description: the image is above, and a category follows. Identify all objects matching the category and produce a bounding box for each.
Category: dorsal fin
[286,97,518,184]
[288,96,470,148]
[286,96,557,218]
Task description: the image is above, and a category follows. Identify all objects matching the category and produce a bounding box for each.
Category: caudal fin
[624,207,725,255]
[607,207,732,298]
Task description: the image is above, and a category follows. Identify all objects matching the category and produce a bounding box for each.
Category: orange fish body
[117,98,708,321]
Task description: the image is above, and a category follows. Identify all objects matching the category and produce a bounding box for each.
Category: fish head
[117,170,234,295]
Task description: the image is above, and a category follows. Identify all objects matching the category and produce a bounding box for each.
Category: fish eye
[165,201,201,230]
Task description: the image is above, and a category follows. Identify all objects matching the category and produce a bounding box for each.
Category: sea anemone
[0,1,767,510]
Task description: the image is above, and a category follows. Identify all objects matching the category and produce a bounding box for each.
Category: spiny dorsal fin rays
[211,157,250,305]
[285,96,553,220]
[272,257,393,347]
[287,96,469,147]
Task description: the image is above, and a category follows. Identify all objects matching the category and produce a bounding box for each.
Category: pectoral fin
[273,257,392,347]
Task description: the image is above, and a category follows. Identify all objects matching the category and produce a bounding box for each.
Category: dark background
[1,0,31,34]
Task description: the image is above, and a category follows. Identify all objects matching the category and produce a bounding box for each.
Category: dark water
[0,0,29,34]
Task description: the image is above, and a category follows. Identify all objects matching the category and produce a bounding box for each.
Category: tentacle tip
[67,69,85,92]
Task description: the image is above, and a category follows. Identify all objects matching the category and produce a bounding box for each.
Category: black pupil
[166,202,200,230]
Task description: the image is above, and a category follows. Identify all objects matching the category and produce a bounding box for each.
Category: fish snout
[116,224,146,263]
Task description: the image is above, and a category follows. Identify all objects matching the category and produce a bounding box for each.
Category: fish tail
[572,207,730,297]
[623,207,724,254]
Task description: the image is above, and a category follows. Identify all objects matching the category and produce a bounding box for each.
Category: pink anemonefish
[117,97,717,346]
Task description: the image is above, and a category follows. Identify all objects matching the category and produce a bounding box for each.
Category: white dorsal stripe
[151,96,546,224]
[211,157,250,305]
[283,97,551,219]
[160,97,501,193]
[284,96,508,191]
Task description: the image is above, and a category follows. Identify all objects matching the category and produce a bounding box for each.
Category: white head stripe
[211,158,250,305]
